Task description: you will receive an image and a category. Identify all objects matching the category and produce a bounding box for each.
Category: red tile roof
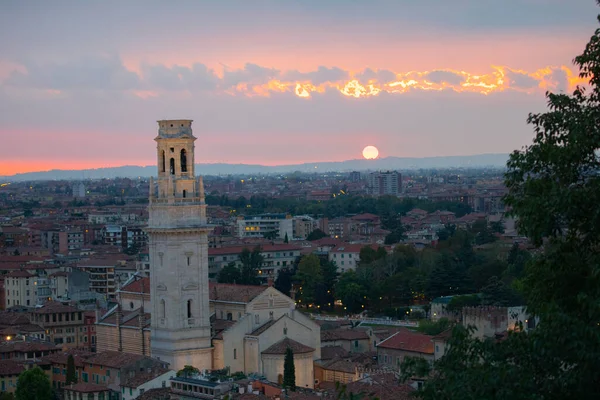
[376,329,434,354]
[208,244,302,256]
[4,270,34,278]
[321,329,369,342]
[262,338,314,355]
[0,359,25,376]
[87,350,147,369]
[209,283,265,303]
[64,382,110,393]
[31,302,79,314]
[120,277,150,294]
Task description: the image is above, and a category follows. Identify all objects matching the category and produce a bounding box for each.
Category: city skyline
[0,0,597,176]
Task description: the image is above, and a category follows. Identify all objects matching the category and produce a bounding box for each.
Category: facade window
[269,311,274,320]
[187,300,192,319]
[354,340,359,348]
[170,158,175,174]
[234,348,237,359]
[187,256,190,266]
[160,299,166,319]
[183,190,187,198]
[254,314,259,324]
[227,313,232,321]
[161,150,166,172]
[180,149,187,172]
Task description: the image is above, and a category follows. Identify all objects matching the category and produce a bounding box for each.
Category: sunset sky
[0,1,598,176]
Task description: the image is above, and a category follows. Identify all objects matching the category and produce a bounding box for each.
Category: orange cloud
[218,65,585,98]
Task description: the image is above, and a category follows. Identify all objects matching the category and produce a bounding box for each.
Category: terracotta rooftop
[376,329,434,354]
[120,276,150,294]
[87,350,147,369]
[341,373,414,400]
[262,338,314,355]
[122,368,171,388]
[321,329,369,342]
[31,301,79,314]
[320,346,349,361]
[41,349,94,367]
[0,359,26,376]
[4,270,34,278]
[0,341,57,354]
[137,387,172,400]
[64,382,110,393]
[208,244,302,256]
[209,283,265,303]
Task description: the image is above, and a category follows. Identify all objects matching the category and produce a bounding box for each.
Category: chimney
[243,290,250,304]
[289,287,296,301]
[267,277,274,287]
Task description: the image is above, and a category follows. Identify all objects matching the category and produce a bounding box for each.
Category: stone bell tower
[147,119,213,371]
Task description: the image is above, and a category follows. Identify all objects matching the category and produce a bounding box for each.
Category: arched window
[161,151,166,172]
[160,299,166,319]
[227,312,232,321]
[182,190,187,198]
[187,300,192,318]
[180,149,187,172]
[169,158,175,175]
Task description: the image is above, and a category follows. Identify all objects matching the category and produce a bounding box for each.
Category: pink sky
[0,1,597,176]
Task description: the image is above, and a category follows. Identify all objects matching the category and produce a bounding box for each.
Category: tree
[15,367,52,400]
[275,267,294,296]
[284,232,289,243]
[176,365,200,378]
[65,354,77,385]
[239,247,263,285]
[283,347,296,391]
[384,227,406,245]
[336,271,366,313]
[402,13,600,399]
[320,260,338,309]
[490,220,505,234]
[263,230,277,240]
[218,262,241,284]
[293,254,323,306]
[306,229,327,241]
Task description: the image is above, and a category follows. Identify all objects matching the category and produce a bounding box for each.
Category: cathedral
[97,120,320,389]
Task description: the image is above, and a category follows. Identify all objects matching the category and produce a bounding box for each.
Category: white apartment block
[4,270,37,308]
[208,244,302,280]
[236,214,293,240]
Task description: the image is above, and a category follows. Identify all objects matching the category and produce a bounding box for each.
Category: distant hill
[1,154,509,181]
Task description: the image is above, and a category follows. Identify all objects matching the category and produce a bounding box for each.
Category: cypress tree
[284,232,289,243]
[65,354,77,386]
[283,346,296,391]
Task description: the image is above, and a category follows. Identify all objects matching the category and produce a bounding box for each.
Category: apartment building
[30,302,86,348]
[207,244,302,280]
[4,270,36,308]
[367,171,402,197]
[292,215,317,239]
[235,214,293,240]
[76,261,116,299]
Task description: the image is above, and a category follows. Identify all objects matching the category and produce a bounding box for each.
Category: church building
[97,120,320,388]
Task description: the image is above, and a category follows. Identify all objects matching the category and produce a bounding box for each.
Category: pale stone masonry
[147,119,213,371]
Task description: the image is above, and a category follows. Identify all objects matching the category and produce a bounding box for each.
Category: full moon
[362,145,379,160]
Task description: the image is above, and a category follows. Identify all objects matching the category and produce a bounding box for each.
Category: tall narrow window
[161,151,166,172]
[180,149,187,172]
[182,190,187,198]
[169,158,175,175]
[160,300,166,319]
[187,300,192,319]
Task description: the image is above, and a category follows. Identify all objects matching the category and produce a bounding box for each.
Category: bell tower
[147,119,213,371]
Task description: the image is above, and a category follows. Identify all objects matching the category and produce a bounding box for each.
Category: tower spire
[147,119,213,371]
